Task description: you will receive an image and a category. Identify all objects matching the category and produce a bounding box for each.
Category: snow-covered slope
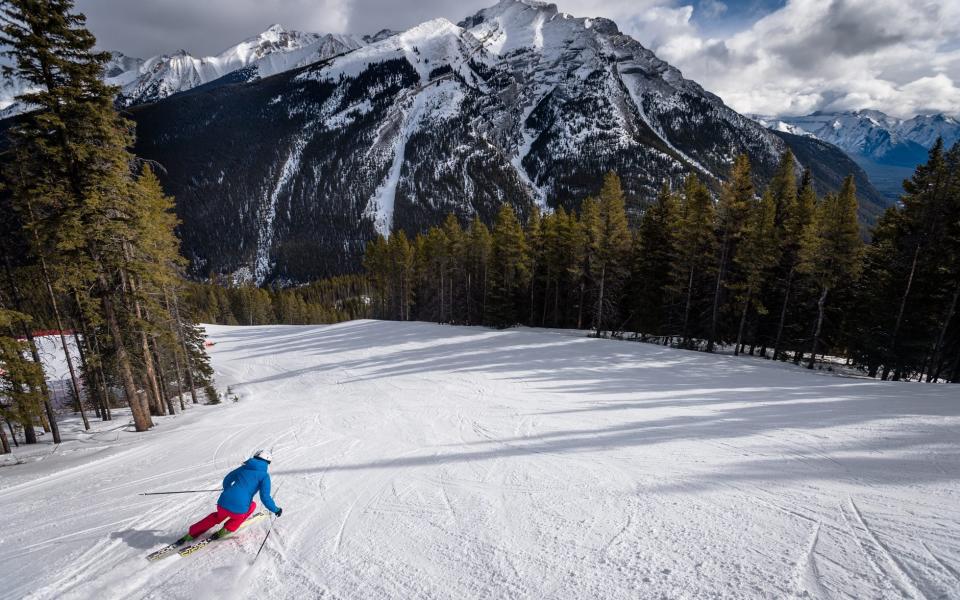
[2,321,960,599]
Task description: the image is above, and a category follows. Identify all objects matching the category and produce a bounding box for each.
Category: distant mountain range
[755,110,960,203]
[0,25,399,115]
[1,0,888,285]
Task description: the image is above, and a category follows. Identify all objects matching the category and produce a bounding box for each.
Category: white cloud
[644,0,960,118]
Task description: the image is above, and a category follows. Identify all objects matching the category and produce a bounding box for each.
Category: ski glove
[274,507,283,517]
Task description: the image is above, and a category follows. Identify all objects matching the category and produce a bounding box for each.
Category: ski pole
[139,489,222,496]
[252,482,283,563]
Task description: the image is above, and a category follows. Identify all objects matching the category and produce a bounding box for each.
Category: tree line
[365,146,960,383]
[0,0,214,452]
[184,275,371,327]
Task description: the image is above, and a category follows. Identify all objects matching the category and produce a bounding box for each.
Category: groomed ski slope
[3,320,960,599]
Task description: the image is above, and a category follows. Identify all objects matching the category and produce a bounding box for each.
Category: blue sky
[690,0,786,35]
[75,0,959,118]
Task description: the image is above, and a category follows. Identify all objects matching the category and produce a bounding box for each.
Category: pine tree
[486,205,530,328]
[629,182,678,337]
[881,140,952,379]
[798,176,862,369]
[441,214,466,323]
[772,167,815,361]
[465,216,493,325]
[586,173,631,335]
[1,0,159,430]
[732,189,779,354]
[708,154,753,352]
[672,174,716,347]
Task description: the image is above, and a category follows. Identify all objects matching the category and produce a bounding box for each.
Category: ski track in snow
[3,320,960,599]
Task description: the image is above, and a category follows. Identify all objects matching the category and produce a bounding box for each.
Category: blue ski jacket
[217,457,278,514]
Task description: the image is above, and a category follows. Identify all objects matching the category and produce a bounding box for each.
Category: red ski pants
[189,502,256,537]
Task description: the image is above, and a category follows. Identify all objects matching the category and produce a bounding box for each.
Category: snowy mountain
[0,25,365,113]
[119,0,885,284]
[755,110,960,202]
[112,25,366,107]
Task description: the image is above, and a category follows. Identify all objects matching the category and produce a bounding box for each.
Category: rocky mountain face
[3,0,887,285]
[757,110,960,202]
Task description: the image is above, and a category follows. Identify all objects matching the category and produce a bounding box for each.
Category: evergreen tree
[465,216,493,325]
[880,140,952,379]
[486,205,530,328]
[628,181,678,337]
[708,154,753,352]
[583,173,631,335]
[798,176,862,369]
[672,174,716,347]
[771,167,816,361]
[1,0,157,429]
[732,189,779,354]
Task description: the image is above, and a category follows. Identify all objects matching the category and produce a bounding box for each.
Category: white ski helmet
[253,449,273,463]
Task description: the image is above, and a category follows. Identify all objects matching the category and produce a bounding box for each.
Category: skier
[177,449,283,543]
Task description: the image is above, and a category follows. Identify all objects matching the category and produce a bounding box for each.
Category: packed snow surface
[2,321,960,599]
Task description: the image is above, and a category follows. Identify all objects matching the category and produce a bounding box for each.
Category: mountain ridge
[2,0,888,285]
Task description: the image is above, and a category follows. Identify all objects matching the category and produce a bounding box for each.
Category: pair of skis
[146,511,268,561]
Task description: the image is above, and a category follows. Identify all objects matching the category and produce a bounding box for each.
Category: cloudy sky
[74,0,960,118]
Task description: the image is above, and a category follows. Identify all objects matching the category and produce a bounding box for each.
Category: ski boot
[211,528,233,540]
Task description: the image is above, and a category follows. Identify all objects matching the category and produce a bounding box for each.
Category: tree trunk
[807,286,829,370]
[482,264,488,320]
[541,273,550,326]
[708,237,730,353]
[682,267,695,349]
[929,284,959,382]
[735,289,752,357]
[125,267,164,416]
[529,260,538,326]
[6,419,19,447]
[0,420,10,454]
[21,405,37,444]
[772,268,794,361]
[885,244,921,380]
[167,287,198,404]
[577,280,585,330]
[152,338,177,415]
[70,327,102,426]
[91,333,112,420]
[595,265,606,335]
[96,267,153,431]
[466,272,472,325]
[171,337,187,411]
[38,258,88,431]
[553,277,560,327]
[73,301,109,420]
